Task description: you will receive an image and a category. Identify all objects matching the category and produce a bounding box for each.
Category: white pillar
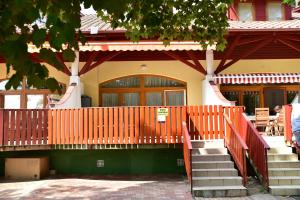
[202,50,232,106]
[52,51,82,108]
[296,0,299,7]
[206,49,214,76]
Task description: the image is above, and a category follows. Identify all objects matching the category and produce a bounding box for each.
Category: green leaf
[62,48,76,62]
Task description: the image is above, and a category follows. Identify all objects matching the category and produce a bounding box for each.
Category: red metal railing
[283,105,293,145]
[182,121,192,190]
[239,112,270,187]
[223,112,248,186]
[0,109,48,146]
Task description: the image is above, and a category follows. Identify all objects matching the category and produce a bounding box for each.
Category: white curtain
[146,92,162,106]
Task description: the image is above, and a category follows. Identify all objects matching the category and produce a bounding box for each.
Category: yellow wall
[80,61,204,106]
[0,63,69,85]
[218,59,300,74]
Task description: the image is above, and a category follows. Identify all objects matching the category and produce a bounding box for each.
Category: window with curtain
[238,3,253,21]
[99,75,187,107]
[267,3,283,21]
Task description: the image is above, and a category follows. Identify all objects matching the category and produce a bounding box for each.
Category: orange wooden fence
[187,105,224,140]
[48,106,187,145]
[283,105,293,145]
[0,109,48,146]
[48,106,230,145]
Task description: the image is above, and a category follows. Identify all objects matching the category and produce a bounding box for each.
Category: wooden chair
[274,108,285,135]
[255,108,272,135]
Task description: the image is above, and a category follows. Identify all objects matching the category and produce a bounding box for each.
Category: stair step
[268,147,293,154]
[268,161,300,168]
[192,176,242,187]
[191,140,224,148]
[267,153,298,161]
[192,168,238,177]
[269,185,300,196]
[192,154,231,162]
[192,161,234,169]
[193,185,247,197]
[192,148,228,155]
[269,176,300,185]
[269,168,300,176]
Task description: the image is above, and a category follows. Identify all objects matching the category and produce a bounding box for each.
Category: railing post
[0,109,3,146]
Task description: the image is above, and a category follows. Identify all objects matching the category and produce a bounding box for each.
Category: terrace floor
[0,175,298,200]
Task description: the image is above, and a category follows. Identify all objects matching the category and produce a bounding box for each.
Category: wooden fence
[48,106,230,145]
[0,109,48,146]
[182,121,192,190]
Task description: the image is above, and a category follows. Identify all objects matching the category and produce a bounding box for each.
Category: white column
[52,51,82,108]
[202,50,232,106]
[296,0,299,7]
[206,49,214,76]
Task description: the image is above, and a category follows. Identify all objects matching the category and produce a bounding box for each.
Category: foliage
[0,0,232,91]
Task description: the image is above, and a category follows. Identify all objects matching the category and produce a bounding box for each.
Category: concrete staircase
[264,136,300,196]
[191,139,247,197]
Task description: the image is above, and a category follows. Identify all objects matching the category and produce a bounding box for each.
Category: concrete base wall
[0,149,185,176]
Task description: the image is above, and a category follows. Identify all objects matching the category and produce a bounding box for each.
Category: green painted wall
[0,148,185,176]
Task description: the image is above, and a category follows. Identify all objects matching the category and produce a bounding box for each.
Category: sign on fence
[157,108,168,122]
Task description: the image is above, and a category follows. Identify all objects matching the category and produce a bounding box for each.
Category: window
[267,3,283,21]
[238,3,253,21]
[0,78,66,109]
[99,75,187,107]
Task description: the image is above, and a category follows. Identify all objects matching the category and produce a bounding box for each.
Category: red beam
[278,39,300,53]
[186,51,206,74]
[79,52,100,75]
[216,35,241,72]
[215,38,273,74]
[55,54,71,76]
[79,51,122,75]
[163,51,206,74]
[237,37,266,46]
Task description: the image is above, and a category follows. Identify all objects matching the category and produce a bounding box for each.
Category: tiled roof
[80,14,300,33]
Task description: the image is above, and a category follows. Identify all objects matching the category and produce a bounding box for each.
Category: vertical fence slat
[32,110,37,145]
[70,109,74,144]
[219,106,224,139]
[79,108,84,144]
[52,110,57,145]
[60,109,65,145]
[57,109,61,144]
[84,108,88,144]
[139,107,144,144]
[119,107,124,144]
[124,107,129,144]
[9,110,15,146]
[99,108,103,144]
[161,107,166,144]
[213,105,219,139]
[209,105,214,140]
[21,110,26,145]
[150,107,155,144]
[129,107,134,144]
[38,110,43,145]
[171,107,176,144]
[65,109,70,144]
[48,110,52,144]
[114,108,119,144]
[194,106,200,140]
[26,110,31,145]
[104,108,108,144]
[109,108,113,144]
[93,108,98,144]
[3,110,9,145]
[203,106,208,140]
[74,109,79,144]
[88,108,93,144]
[145,107,150,144]
[155,107,161,144]
[43,109,48,145]
[177,107,183,143]
[166,107,171,144]
[135,107,139,144]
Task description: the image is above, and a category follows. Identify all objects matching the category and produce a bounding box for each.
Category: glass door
[264,87,285,115]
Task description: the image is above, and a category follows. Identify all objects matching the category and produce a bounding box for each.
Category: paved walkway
[0,175,298,200]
